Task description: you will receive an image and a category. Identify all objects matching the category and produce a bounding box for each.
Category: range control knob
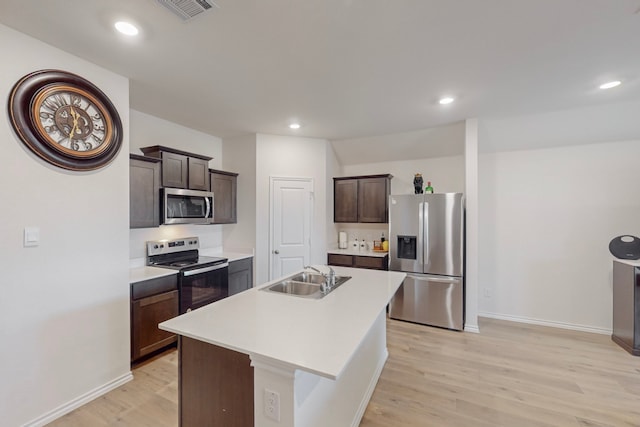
[153,244,159,249]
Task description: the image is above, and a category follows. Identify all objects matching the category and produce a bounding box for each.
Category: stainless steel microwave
[162,188,214,225]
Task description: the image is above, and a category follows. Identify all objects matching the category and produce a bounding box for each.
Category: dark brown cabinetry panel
[333,174,392,223]
[180,337,254,427]
[334,179,358,222]
[328,253,389,271]
[188,157,209,191]
[140,145,212,190]
[129,154,161,228]
[228,257,253,296]
[210,169,238,224]
[354,255,388,270]
[358,177,389,223]
[131,275,178,363]
[327,253,354,267]
[162,151,189,188]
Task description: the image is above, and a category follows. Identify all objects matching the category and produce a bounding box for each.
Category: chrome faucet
[304,265,323,275]
[304,265,336,293]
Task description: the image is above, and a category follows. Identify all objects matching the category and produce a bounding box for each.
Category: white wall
[128,110,224,261]
[341,156,465,195]
[0,24,130,426]
[478,139,640,332]
[222,134,257,254]
[255,134,329,284]
[326,143,343,246]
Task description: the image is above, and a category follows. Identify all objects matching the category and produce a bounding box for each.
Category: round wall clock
[8,69,123,171]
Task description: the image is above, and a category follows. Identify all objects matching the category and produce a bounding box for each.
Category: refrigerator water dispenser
[397,235,417,260]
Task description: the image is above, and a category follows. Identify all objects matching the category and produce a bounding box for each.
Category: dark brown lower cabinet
[131,275,178,363]
[180,337,254,427]
[328,253,389,270]
[229,257,253,296]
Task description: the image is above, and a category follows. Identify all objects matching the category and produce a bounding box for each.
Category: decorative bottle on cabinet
[425,181,434,194]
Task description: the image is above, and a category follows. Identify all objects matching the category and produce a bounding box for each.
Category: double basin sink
[262,271,351,299]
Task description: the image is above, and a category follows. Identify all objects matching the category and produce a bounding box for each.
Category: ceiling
[1,0,639,159]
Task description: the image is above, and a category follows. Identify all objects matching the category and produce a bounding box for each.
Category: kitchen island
[159,266,405,427]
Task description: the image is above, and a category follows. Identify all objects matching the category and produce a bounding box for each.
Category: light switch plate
[24,227,40,247]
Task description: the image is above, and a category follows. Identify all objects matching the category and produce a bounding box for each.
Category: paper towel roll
[338,232,347,249]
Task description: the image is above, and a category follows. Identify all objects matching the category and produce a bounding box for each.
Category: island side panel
[251,309,389,427]
[179,337,254,427]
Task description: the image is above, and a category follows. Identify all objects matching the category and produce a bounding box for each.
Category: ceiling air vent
[157,0,219,21]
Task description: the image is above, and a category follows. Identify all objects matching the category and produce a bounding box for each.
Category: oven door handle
[183,263,229,277]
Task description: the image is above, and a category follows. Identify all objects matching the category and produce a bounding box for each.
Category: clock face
[9,69,122,171]
[33,85,113,158]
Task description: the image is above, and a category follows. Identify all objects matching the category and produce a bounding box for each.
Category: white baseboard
[23,371,133,427]
[478,311,611,335]
[351,348,389,427]
[464,324,480,333]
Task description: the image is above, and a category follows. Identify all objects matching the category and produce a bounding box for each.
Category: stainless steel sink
[288,272,329,285]
[261,272,352,299]
[266,280,322,296]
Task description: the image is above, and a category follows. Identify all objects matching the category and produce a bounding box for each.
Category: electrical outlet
[264,388,280,421]
[483,288,492,298]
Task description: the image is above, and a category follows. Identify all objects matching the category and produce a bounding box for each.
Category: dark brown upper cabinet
[130,154,161,228]
[140,145,212,190]
[333,174,392,223]
[210,169,238,224]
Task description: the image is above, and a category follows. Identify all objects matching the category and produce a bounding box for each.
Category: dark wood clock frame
[8,69,123,171]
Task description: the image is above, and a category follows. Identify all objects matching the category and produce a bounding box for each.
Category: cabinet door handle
[273,250,280,254]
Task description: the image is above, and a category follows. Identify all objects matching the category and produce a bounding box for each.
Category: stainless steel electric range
[147,237,228,314]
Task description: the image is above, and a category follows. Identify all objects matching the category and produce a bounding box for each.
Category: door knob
[273,250,280,254]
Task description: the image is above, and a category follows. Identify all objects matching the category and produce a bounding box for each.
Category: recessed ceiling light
[599,80,621,90]
[439,97,455,105]
[289,123,301,129]
[114,21,139,36]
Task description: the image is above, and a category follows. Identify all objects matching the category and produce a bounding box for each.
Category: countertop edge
[129,266,178,283]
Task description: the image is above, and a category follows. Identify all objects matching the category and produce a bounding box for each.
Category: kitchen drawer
[131,274,178,300]
[354,255,388,270]
[229,257,252,274]
[328,253,353,267]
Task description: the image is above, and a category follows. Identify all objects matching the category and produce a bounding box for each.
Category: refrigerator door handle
[406,273,459,283]
[423,201,429,266]
[418,202,424,267]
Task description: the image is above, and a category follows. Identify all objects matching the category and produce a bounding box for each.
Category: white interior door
[270,177,313,280]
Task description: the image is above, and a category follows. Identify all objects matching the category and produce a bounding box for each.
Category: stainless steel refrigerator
[389,193,464,330]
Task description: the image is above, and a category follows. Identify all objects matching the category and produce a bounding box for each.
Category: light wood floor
[48,318,640,427]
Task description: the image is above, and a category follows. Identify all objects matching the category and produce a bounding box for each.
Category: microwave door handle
[204,197,211,220]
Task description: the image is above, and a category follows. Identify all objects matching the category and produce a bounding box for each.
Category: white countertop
[613,258,640,267]
[159,266,405,380]
[327,248,389,258]
[200,248,254,262]
[129,266,178,283]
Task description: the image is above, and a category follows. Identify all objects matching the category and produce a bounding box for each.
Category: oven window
[180,266,229,313]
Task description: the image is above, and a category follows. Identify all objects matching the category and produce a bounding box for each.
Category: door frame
[269,176,314,280]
